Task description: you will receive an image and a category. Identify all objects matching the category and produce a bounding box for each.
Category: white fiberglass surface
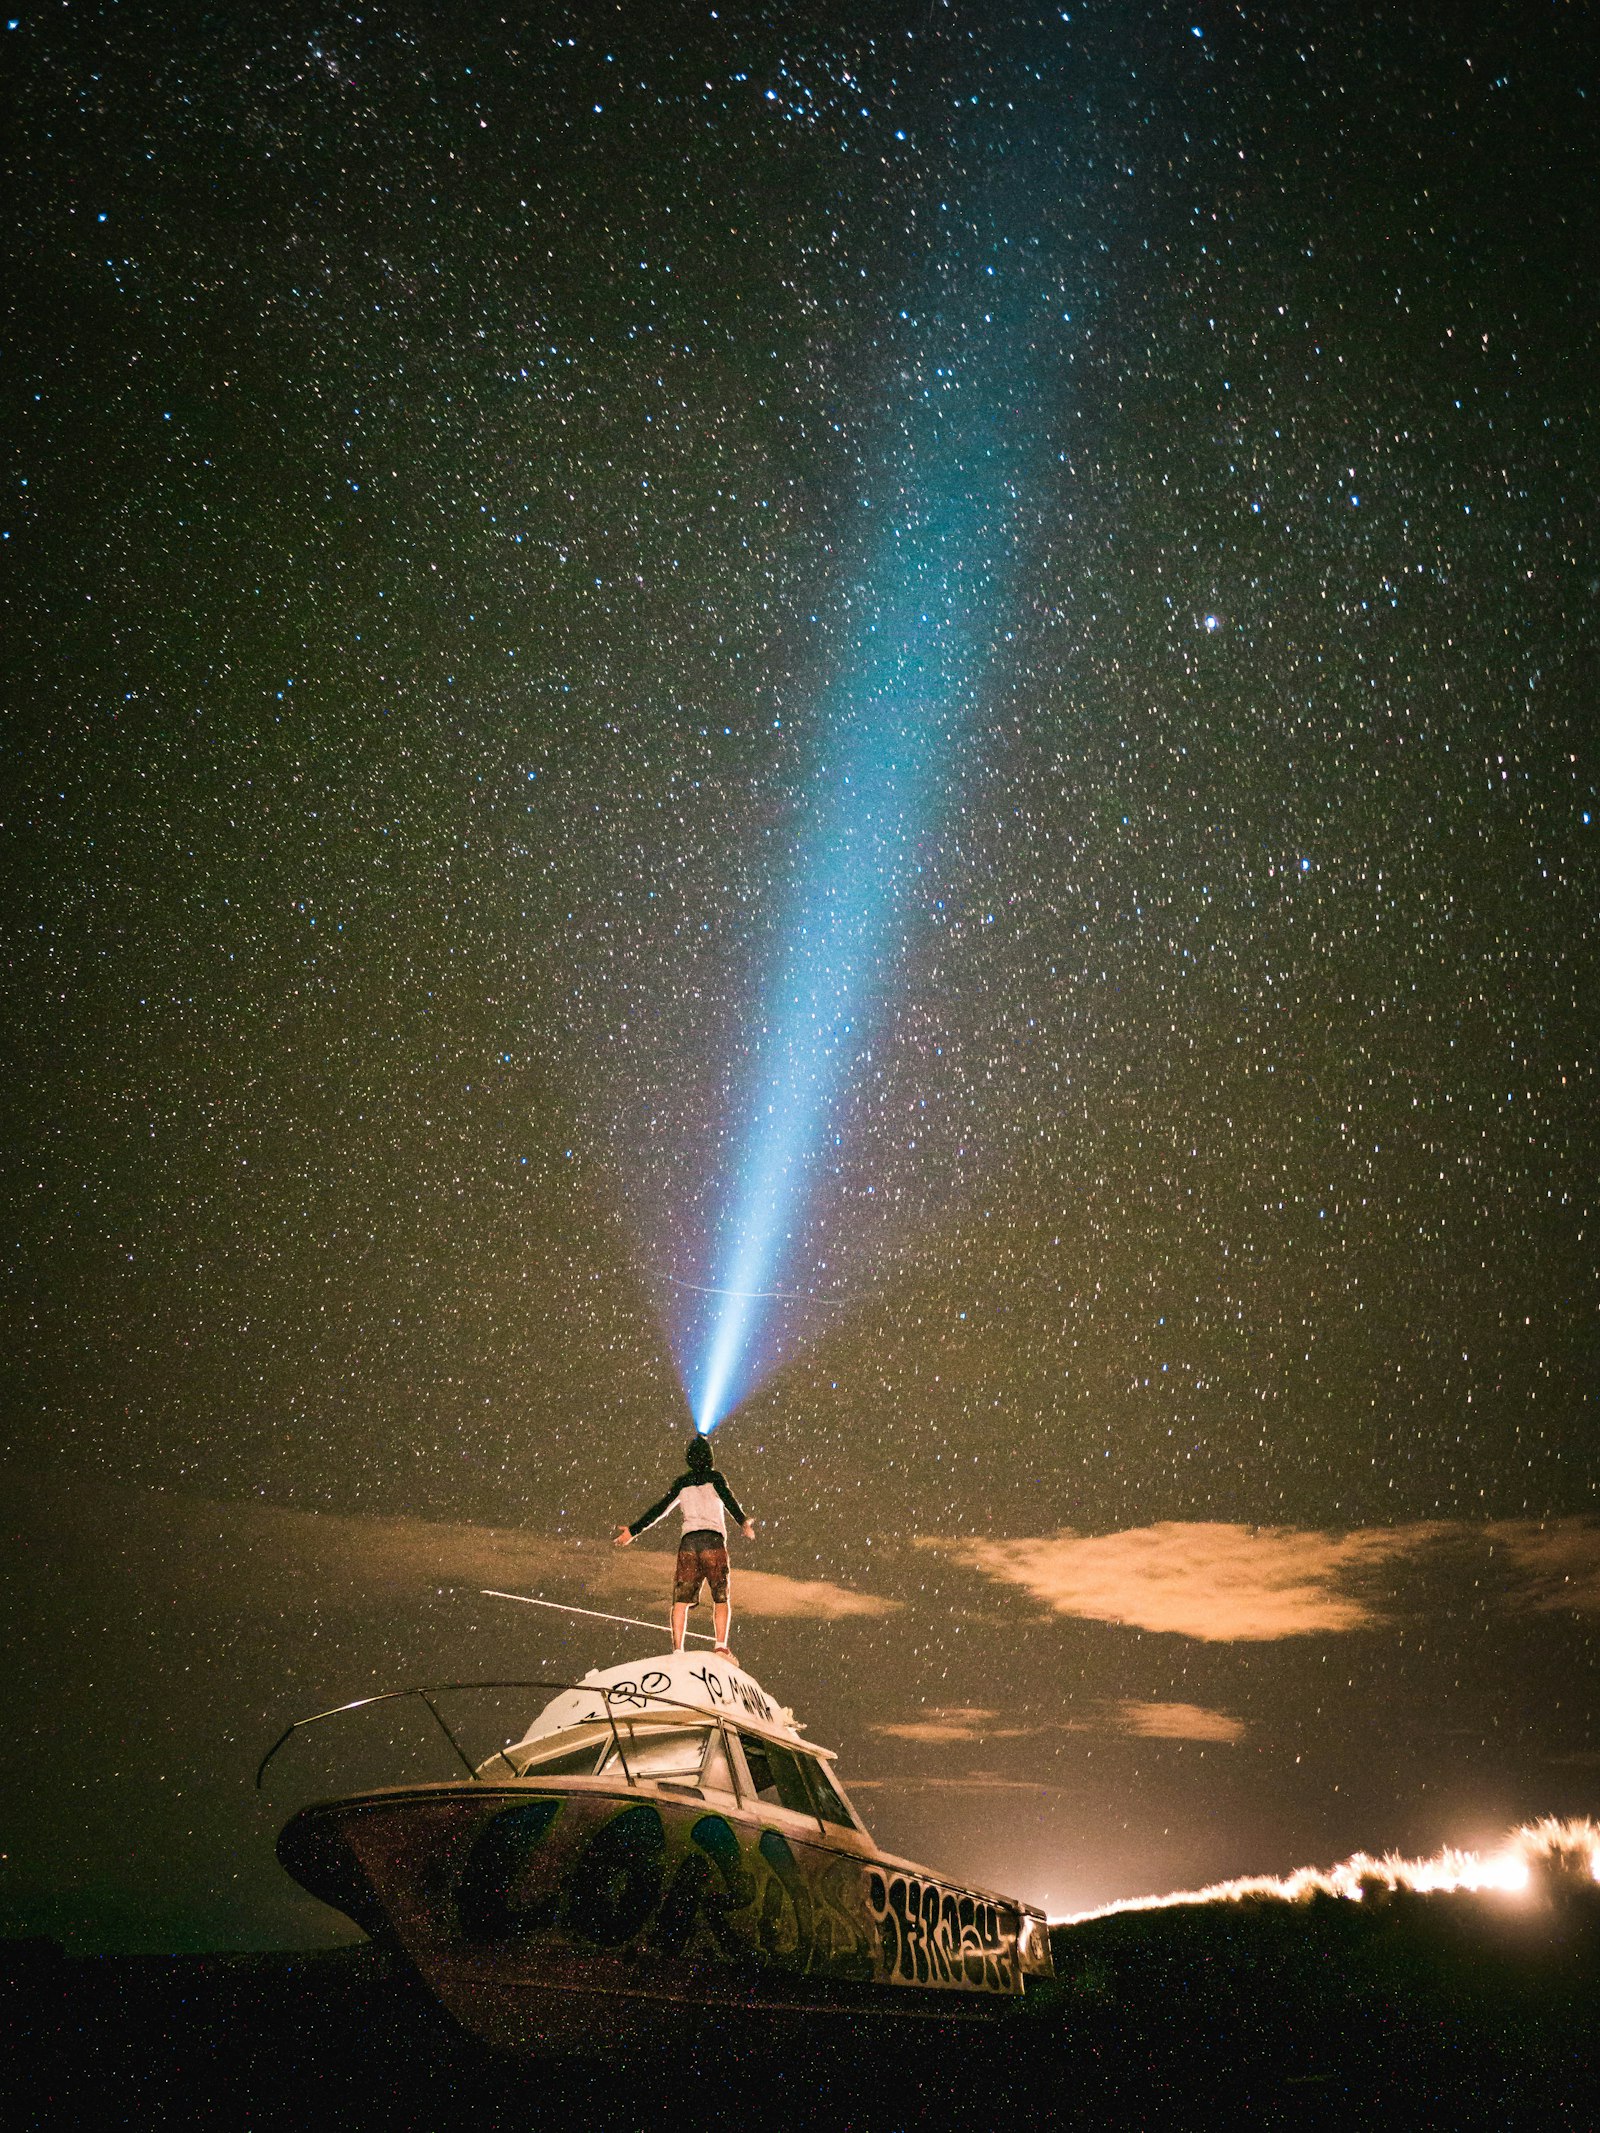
[698,1730,737,1797]
[511,1651,805,1754]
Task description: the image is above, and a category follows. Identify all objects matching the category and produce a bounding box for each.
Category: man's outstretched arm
[712,1472,754,1536]
[615,1474,685,1545]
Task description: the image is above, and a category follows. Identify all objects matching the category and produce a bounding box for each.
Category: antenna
[479,1590,717,1644]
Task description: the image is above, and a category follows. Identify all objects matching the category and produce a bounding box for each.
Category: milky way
[4,1,1597,1949]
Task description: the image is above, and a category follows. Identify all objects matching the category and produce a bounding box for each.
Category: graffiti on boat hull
[456,1796,565,1938]
[654,1810,758,1958]
[866,1868,1015,1992]
[453,1796,979,1988]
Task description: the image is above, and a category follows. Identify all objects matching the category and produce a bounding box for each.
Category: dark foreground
[4,1881,1596,2129]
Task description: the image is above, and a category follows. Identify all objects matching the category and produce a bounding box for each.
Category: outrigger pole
[479,1590,718,1644]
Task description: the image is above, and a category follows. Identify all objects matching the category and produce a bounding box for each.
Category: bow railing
[255,1676,750,1793]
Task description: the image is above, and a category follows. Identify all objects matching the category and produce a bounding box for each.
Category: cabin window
[800,1755,857,1829]
[738,1735,816,1817]
[599,1726,711,1782]
[513,1736,605,1778]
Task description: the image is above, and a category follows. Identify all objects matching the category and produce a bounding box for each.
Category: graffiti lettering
[651,1814,757,1958]
[593,1669,676,1711]
[562,1802,665,1945]
[866,1868,1014,1993]
[686,1664,776,1724]
[755,1827,814,1967]
[455,1797,1013,1996]
[809,1853,875,1982]
[457,1796,564,1940]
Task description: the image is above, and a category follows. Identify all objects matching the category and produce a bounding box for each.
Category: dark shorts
[673,1529,729,1606]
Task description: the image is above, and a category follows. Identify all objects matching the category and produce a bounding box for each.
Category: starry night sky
[5,1,1598,1950]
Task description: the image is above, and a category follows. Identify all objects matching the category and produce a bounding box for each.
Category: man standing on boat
[614,1435,755,1658]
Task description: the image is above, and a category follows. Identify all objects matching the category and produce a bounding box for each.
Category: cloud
[919,1522,1452,1640]
[569,1534,897,1622]
[848,1775,1071,1795]
[9,1475,898,1624]
[1487,1519,1600,1614]
[871,1722,986,1743]
[1111,1700,1246,1743]
[648,1561,896,1622]
[869,1698,1241,1745]
[868,1706,1038,1745]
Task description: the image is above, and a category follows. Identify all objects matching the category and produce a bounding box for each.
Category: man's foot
[713,1644,736,1663]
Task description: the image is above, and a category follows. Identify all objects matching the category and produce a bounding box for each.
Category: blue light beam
[689,238,1045,1433]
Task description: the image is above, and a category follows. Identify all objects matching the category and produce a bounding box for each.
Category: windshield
[802,1756,858,1828]
[506,1734,607,1778]
[738,1734,816,1816]
[598,1725,713,1782]
[501,1721,832,1809]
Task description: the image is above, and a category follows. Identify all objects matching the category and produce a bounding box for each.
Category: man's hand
[613,1525,634,1548]
[742,1519,756,1541]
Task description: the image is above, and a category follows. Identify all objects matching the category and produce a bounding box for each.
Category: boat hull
[280,1782,1051,2052]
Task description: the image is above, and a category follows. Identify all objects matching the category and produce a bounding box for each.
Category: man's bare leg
[671,1601,689,1650]
[713,1598,731,1651]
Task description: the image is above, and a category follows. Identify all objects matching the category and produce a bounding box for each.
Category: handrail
[257,1680,557,1791]
[256,1676,749,1793]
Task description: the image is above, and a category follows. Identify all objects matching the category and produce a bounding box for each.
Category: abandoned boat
[268,1646,1053,2050]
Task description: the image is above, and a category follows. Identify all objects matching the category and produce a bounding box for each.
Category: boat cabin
[484,1648,872,1843]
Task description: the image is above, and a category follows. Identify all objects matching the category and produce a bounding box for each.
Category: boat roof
[510,1649,810,1755]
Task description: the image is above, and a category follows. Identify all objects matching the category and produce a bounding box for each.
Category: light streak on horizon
[1053,1816,1600,1926]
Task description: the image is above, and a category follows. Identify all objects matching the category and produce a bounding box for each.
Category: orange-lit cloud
[869,1699,1243,1745]
[869,1705,1037,1744]
[919,1521,1451,1640]
[13,1477,897,1623]
[1488,1518,1600,1614]
[870,1699,1245,1746]
[848,1775,1070,1794]
[1112,1700,1246,1743]
[701,1563,897,1621]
